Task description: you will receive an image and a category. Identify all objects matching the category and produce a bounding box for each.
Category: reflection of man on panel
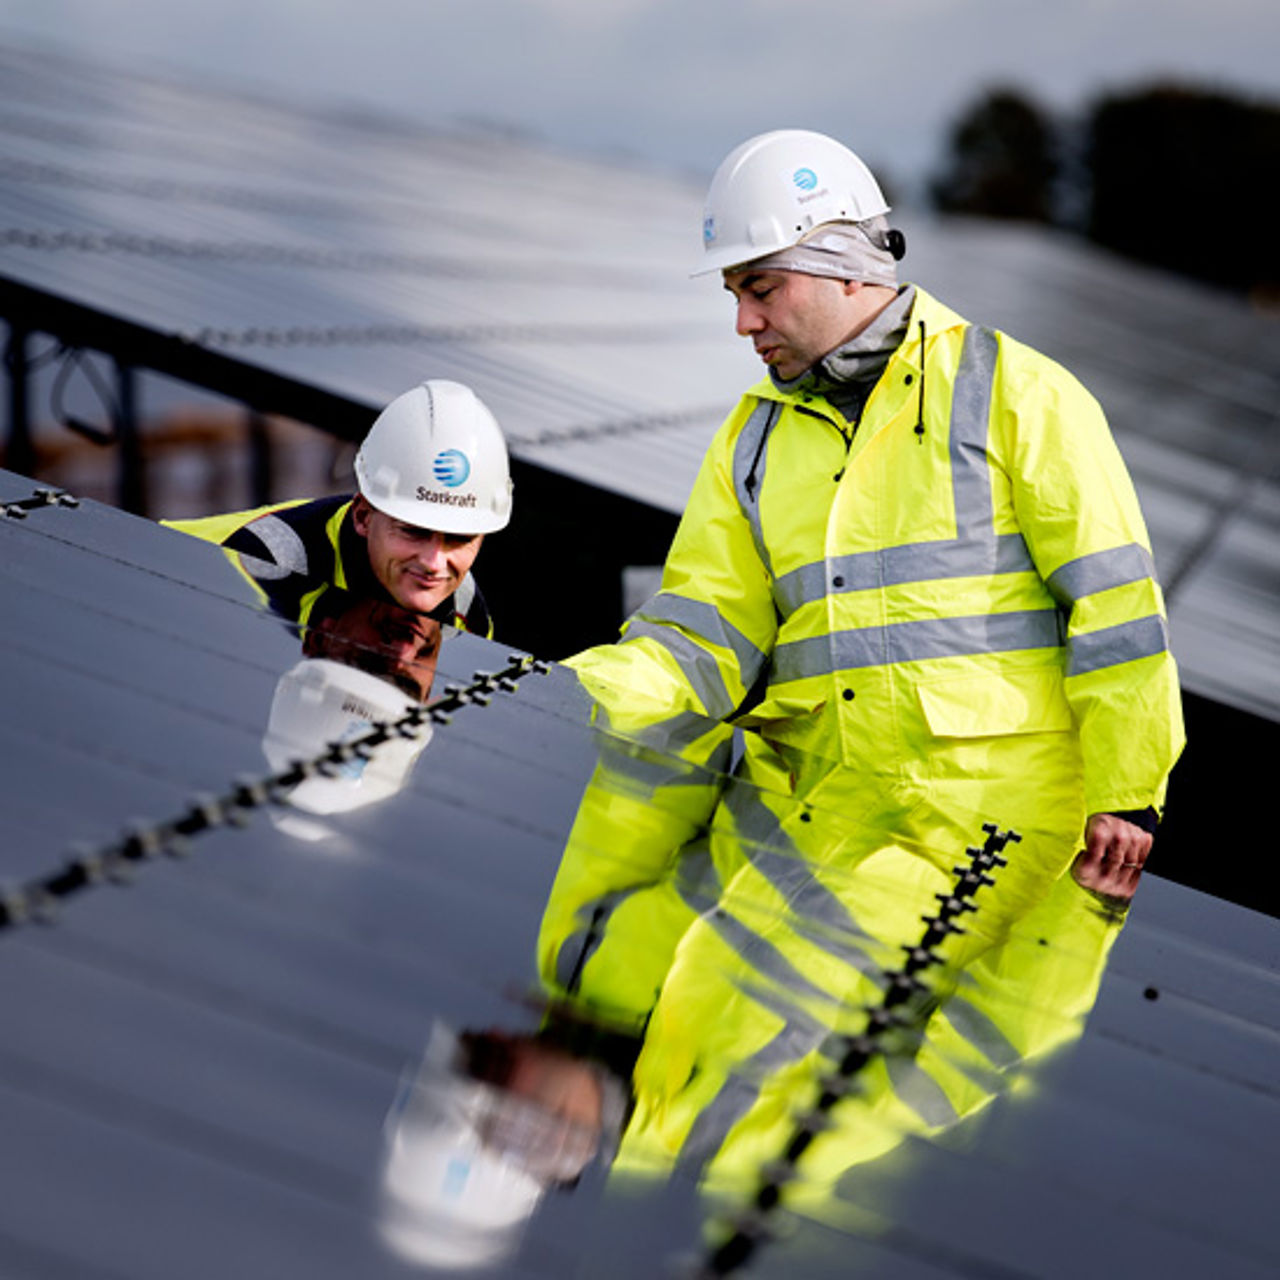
[167,380,512,637]
[302,597,442,702]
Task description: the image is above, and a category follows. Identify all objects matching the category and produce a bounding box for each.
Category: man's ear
[351,494,371,537]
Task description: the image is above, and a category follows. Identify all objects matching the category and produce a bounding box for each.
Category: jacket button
[832,575,844,588]
[842,688,856,701]
[800,811,811,823]
[904,374,914,385]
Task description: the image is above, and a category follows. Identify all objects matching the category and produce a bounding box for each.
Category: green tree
[1087,84,1280,296]
[930,87,1059,222]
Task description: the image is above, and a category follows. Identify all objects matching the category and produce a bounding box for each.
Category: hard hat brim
[359,486,511,537]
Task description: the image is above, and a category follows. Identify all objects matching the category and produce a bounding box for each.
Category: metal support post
[114,359,146,514]
[4,324,34,478]
[247,409,273,507]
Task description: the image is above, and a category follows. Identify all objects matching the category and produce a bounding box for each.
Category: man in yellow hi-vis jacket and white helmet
[167,379,513,637]
[536,130,1185,1205]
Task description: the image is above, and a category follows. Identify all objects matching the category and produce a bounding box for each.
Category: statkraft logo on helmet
[432,448,471,488]
[415,487,478,508]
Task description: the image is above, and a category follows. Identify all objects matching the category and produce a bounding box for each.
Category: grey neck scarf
[750,217,899,288]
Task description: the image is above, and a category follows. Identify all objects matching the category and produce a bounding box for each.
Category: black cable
[915,318,927,443]
[49,346,119,444]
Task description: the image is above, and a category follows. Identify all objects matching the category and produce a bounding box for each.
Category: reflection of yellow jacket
[544,740,1127,1203]
[618,858,1126,1206]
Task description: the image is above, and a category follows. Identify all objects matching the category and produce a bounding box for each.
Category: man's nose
[736,296,764,337]
[415,532,446,570]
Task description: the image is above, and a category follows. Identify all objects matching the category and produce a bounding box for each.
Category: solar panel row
[0,480,1276,1279]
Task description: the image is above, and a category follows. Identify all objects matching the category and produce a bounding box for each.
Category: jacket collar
[746,284,969,407]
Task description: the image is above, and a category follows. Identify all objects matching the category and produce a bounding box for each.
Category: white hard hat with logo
[355,380,513,536]
[696,129,891,276]
[261,657,431,840]
[375,1025,550,1270]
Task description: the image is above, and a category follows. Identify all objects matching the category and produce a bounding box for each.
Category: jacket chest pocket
[915,665,1073,740]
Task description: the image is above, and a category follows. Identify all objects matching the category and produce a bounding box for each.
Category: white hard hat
[378,1098,546,1270]
[261,657,431,840]
[695,129,891,276]
[355,380,513,536]
[376,1027,547,1270]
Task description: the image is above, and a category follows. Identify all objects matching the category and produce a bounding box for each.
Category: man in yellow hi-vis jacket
[166,380,512,637]
[536,130,1184,1203]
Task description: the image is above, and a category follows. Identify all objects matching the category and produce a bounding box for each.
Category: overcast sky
[2,0,1278,197]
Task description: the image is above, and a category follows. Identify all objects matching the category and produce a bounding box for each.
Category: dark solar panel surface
[1,476,1278,1279]
[1,43,1278,1274]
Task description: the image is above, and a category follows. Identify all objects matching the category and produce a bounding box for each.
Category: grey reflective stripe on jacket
[1048,547,1171,674]
[732,399,781,575]
[633,593,769,690]
[885,1049,962,1128]
[586,736,732,795]
[1067,615,1171,677]
[941,989,1026,1071]
[774,609,1065,682]
[717,781,883,971]
[677,1000,830,1172]
[622,618,739,720]
[774,532,1034,618]
[593,704,737,789]
[765,326,1022,622]
[239,513,310,581]
[554,889,634,992]
[1045,544,1156,607]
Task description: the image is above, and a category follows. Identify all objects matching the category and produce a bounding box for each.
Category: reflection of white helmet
[376,1027,546,1271]
[261,658,431,840]
[355,380,513,536]
[695,129,891,276]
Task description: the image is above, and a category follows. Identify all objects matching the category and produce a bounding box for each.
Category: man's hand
[1070,813,1153,904]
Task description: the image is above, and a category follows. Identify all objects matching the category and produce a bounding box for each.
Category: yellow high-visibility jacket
[613,851,1128,1205]
[574,285,1182,822]
[165,495,491,635]
[539,287,1184,1179]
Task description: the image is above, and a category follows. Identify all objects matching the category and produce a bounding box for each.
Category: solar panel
[1,479,1277,1279]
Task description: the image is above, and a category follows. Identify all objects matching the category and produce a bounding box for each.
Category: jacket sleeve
[571,401,781,723]
[995,337,1186,817]
[535,699,734,1032]
[162,503,286,545]
[537,403,780,1026]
